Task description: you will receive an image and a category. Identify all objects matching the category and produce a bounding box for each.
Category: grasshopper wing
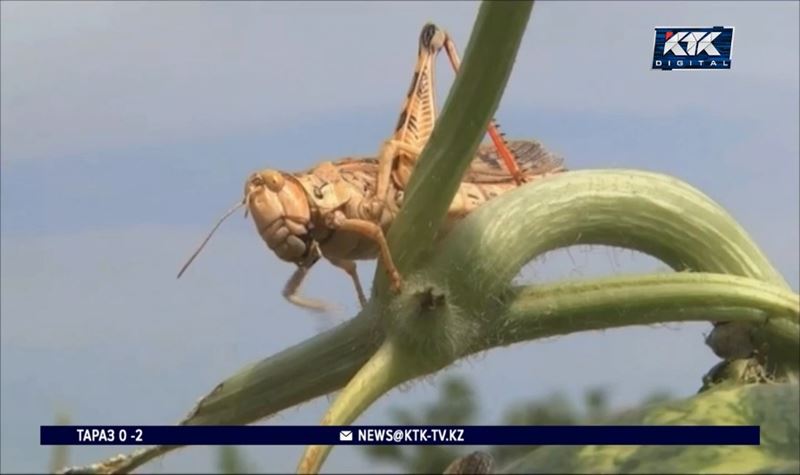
[464,140,566,184]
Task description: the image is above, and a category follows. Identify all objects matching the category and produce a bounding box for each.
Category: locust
[177,23,566,312]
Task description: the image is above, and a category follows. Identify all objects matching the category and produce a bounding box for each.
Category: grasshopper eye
[263,172,285,192]
[313,186,324,199]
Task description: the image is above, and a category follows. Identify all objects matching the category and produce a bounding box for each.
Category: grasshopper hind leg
[367,23,446,220]
[370,22,527,221]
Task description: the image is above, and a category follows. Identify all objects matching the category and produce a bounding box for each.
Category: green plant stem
[58,273,797,474]
[183,312,382,426]
[374,0,535,295]
[296,340,424,474]
[432,169,788,305]
[490,273,799,349]
[427,169,797,372]
[59,315,382,474]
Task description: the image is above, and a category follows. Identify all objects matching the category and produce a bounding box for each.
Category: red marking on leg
[487,123,524,185]
[443,34,524,185]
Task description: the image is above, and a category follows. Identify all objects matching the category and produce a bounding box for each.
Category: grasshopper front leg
[283,263,333,313]
[285,258,368,312]
[281,242,334,312]
[324,210,403,293]
[326,255,368,307]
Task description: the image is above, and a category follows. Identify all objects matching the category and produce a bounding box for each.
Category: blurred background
[2,1,798,473]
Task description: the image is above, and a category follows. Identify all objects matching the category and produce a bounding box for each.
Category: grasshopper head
[245,169,314,263]
[175,169,315,280]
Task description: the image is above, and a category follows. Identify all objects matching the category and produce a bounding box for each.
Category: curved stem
[295,340,424,474]
[433,169,789,302]
[427,169,797,372]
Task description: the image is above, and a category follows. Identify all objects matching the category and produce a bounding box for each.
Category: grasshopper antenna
[177,199,246,279]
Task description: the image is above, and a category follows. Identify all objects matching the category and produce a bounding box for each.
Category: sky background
[1,1,798,473]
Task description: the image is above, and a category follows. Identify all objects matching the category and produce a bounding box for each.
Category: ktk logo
[652,26,734,71]
[663,31,721,56]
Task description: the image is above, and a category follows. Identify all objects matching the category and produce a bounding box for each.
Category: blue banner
[40,425,760,446]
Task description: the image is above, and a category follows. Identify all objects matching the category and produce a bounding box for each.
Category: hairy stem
[59,273,797,474]
[427,169,797,373]
[296,340,425,474]
[488,273,799,350]
[182,313,381,426]
[373,0,535,295]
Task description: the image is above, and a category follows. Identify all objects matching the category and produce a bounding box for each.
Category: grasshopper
[177,23,566,312]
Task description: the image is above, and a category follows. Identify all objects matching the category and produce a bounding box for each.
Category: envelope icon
[339,430,353,442]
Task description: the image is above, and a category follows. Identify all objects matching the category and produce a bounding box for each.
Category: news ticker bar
[40,425,760,446]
